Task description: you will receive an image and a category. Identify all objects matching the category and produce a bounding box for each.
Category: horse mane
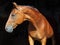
[23,6,40,14]
[23,6,45,23]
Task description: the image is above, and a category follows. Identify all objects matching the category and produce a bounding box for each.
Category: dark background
[0,0,60,45]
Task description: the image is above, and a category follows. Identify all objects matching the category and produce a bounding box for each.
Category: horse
[5,2,55,45]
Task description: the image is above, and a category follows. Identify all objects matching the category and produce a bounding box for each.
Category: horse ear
[13,2,18,8]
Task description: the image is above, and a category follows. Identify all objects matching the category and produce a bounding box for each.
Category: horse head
[5,2,27,33]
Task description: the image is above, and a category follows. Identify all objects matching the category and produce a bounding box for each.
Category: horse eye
[12,14,15,17]
[11,14,16,19]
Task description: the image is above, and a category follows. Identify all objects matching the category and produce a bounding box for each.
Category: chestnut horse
[5,2,55,45]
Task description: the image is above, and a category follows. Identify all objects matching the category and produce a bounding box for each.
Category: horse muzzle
[5,25,13,33]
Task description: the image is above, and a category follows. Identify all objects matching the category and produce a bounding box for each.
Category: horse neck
[24,8,42,30]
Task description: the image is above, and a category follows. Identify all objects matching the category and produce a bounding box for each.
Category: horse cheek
[16,17,24,24]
